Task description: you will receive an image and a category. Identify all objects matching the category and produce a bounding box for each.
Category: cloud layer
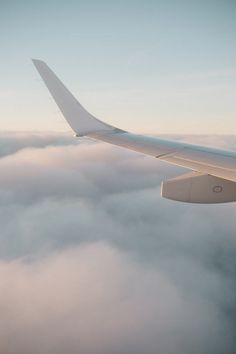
[0,242,232,354]
[0,132,236,354]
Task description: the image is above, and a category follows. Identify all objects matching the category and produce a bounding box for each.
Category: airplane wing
[32,59,236,203]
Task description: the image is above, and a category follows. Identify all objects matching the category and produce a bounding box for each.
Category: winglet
[32,59,116,136]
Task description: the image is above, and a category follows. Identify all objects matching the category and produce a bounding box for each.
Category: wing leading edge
[32,59,236,203]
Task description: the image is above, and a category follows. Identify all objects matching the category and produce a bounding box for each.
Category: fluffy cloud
[0,132,235,354]
[0,243,232,354]
[0,131,77,158]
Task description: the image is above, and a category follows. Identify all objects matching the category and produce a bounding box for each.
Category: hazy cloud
[0,132,235,354]
[0,243,233,354]
[0,131,77,158]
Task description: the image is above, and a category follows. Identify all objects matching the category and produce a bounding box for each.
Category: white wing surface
[32,59,236,203]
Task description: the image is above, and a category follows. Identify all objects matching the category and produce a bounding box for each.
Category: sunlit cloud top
[0,132,236,353]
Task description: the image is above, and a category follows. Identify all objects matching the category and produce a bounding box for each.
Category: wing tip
[32,58,46,68]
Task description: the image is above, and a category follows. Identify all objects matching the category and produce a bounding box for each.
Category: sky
[0,0,236,133]
[0,133,236,354]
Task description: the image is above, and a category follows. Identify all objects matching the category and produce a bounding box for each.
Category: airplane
[32,59,236,204]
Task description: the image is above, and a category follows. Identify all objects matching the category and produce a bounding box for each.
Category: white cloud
[0,243,231,354]
[0,132,235,353]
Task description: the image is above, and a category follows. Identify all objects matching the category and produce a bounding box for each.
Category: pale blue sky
[0,0,236,133]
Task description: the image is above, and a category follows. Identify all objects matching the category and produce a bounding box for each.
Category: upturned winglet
[32,59,117,136]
